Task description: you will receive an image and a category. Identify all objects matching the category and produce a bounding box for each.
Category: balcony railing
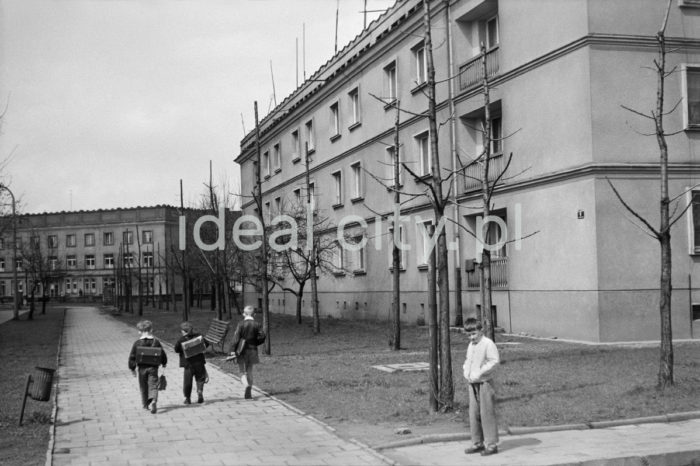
[459,46,500,91]
[466,256,508,289]
[463,152,505,192]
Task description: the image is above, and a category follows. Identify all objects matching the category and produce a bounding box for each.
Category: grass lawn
[0,305,65,466]
[110,304,700,447]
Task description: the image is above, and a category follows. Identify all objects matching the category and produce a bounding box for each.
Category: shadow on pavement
[498,437,542,452]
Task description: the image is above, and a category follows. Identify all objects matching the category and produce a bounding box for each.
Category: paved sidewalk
[50,307,392,466]
[381,419,700,465]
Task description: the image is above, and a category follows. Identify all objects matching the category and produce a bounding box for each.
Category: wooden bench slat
[203,319,229,353]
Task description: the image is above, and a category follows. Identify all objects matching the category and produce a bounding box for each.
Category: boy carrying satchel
[128,320,167,414]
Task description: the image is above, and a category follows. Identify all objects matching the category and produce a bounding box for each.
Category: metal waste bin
[29,367,55,401]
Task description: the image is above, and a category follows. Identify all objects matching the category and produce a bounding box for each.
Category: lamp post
[0,184,19,320]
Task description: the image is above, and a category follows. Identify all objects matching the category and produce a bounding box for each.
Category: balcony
[466,256,508,288]
[463,152,505,192]
[459,46,499,91]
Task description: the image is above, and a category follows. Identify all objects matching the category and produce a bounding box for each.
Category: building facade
[0,205,185,302]
[236,0,700,342]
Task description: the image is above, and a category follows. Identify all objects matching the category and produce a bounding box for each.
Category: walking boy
[230,305,266,399]
[128,320,167,414]
[462,317,500,456]
[174,322,210,404]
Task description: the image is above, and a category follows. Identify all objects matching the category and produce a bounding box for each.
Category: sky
[0,0,395,214]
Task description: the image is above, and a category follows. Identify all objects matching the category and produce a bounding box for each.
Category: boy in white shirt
[462,317,499,456]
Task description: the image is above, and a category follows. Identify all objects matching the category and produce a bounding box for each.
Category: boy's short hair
[464,317,483,332]
[180,322,193,333]
[243,305,254,316]
[136,320,153,332]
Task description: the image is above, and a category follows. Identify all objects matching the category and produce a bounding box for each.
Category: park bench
[204,318,230,354]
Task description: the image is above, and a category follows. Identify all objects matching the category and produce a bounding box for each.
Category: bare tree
[608,0,680,388]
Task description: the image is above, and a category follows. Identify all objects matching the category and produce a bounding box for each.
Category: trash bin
[29,367,55,402]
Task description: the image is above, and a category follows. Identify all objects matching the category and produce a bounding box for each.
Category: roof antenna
[335,0,340,53]
[303,22,306,80]
[241,113,246,135]
[270,60,277,107]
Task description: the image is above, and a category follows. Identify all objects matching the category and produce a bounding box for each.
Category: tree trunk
[437,228,453,411]
[296,282,305,324]
[428,225,439,412]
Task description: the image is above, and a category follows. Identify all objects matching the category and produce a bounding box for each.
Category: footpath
[49,307,392,466]
[47,307,700,466]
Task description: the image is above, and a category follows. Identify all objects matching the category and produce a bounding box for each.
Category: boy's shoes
[464,445,484,454]
[481,446,498,456]
[150,401,157,414]
[143,405,149,410]
[244,386,252,399]
[184,397,191,405]
[197,392,204,404]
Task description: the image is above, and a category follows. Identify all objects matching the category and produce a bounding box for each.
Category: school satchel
[136,346,163,366]
[255,329,266,346]
[157,373,167,391]
[181,335,206,359]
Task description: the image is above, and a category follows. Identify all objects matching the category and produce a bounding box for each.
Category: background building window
[85,254,95,269]
[351,162,363,199]
[416,131,431,176]
[123,231,133,245]
[104,231,114,245]
[332,171,343,206]
[384,61,397,104]
[143,230,153,244]
[84,233,95,247]
[349,87,361,127]
[66,234,76,247]
[104,253,114,269]
[414,43,426,85]
[305,120,315,152]
[330,102,340,138]
[684,65,700,129]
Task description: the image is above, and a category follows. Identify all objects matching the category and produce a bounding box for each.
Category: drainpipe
[445,0,463,327]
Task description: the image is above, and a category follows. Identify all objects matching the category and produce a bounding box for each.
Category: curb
[45,307,67,466]
[374,410,700,451]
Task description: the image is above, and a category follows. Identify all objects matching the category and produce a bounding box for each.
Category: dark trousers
[183,363,207,398]
[137,366,159,407]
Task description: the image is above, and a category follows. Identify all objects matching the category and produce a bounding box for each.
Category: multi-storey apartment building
[236,0,700,342]
[0,206,185,302]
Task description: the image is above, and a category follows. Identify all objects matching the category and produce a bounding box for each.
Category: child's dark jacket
[128,337,167,370]
[173,332,210,368]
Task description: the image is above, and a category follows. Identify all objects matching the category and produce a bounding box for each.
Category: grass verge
[0,306,65,466]
[109,305,700,447]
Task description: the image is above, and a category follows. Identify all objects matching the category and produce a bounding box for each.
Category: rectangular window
[416,131,431,176]
[414,44,426,85]
[305,120,315,153]
[417,220,434,266]
[84,233,95,247]
[332,171,343,207]
[330,102,340,138]
[123,252,134,266]
[0,258,4,272]
[104,253,114,269]
[351,162,363,200]
[293,188,302,207]
[123,231,133,245]
[490,117,502,154]
[104,231,114,246]
[67,255,77,268]
[333,243,344,272]
[48,235,58,248]
[486,16,499,50]
[66,234,76,248]
[354,236,366,273]
[273,143,281,171]
[49,256,57,270]
[386,146,403,186]
[291,129,301,162]
[30,236,40,249]
[683,65,700,129]
[263,150,270,177]
[143,230,153,244]
[274,197,281,215]
[384,61,397,104]
[85,255,95,269]
[348,87,361,127]
[144,252,154,268]
[264,201,271,223]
